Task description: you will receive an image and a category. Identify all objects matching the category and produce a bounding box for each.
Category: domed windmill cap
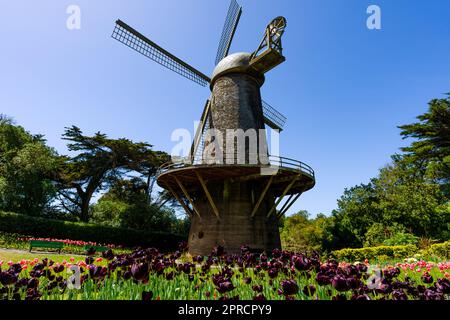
[210,52,265,89]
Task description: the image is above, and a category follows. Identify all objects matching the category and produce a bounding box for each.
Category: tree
[280,211,333,252]
[55,126,169,222]
[0,117,58,216]
[374,158,448,239]
[91,177,188,234]
[329,183,382,248]
[398,94,450,195]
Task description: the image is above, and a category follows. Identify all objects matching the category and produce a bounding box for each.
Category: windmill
[112,0,315,255]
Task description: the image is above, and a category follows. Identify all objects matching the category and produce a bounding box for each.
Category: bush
[0,231,29,250]
[0,211,185,250]
[363,223,407,247]
[425,241,450,259]
[383,232,419,246]
[332,244,417,262]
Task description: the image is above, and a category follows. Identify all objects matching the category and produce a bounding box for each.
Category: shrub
[363,223,407,247]
[332,244,417,262]
[383,232,419,246]
[0,211,184,250]
[425,241,450,259]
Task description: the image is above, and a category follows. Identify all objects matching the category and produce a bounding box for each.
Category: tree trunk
[79,195,90,222]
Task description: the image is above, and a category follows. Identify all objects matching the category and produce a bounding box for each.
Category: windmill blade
[190,99,211,164]
[262,99,287,131]
[112,19,210,87]
[215,0,242,65]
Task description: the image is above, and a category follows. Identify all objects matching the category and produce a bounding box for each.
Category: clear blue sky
[1,0,449,217]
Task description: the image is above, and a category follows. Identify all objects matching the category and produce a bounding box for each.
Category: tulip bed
[0,244,449,300]
[0,232,130,256]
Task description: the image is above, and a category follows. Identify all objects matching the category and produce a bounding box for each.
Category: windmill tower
[112,0,315,255]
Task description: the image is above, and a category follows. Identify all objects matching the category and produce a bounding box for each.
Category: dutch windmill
[112,0,315,255]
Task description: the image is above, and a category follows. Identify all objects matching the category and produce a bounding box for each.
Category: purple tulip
[142,291,153,301]
[316,273,331,286]
[332,275,350,292]
[302,285,316,296]
[217,280,235,294]
[0,272,18,286]
[392,289,408,300]
[421,272,433,284]
[131,263,149,282]
[252,285,263,293]
[281,279,299,296]
[268,268,278,279]
[253,293,266,300]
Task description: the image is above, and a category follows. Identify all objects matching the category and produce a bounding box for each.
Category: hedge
[0,211,185,251]
[332,244,417,262]
[426,241,450,259]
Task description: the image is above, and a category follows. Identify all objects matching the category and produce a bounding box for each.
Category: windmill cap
[210,52,265,89]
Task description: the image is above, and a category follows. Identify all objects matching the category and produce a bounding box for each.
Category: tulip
[332,275,349,292]
[252,285,263,293]
[302,285,316,297]
[268,268,278,279]
[392,289,408,300]
[102,249,115,261]
[281,279,299,296]
[351,294,370,300]
[421,272,433,284]
[27,278,39,289]
[0,272,18,286]
[217,280,235,294]
[131,263,149,282]
[142,291,153,301]
[211,245,225,257]
[253,293,266,300]
[53,264,65,273]
[316,273,331,286]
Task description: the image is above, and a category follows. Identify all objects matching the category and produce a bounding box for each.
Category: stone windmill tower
[112,0,315,255]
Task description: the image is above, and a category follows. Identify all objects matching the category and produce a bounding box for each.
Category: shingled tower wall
[188,66,281,255]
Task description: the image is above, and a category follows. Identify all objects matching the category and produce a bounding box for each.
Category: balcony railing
[157,154,314,179]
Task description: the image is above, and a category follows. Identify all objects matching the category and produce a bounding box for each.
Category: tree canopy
[0,116,58,216]
[55,126,169,221]
[281,94,450,252]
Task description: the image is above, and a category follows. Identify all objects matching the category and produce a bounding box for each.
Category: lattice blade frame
[112,19,210,87]
[215,0,242,65]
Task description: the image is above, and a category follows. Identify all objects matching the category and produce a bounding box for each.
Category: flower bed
[0,232,129,255]
[0,244,449,300]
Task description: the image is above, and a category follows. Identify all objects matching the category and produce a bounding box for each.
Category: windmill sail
[190,99,212,164]
[215,0,242,65]
[112,19,210,87]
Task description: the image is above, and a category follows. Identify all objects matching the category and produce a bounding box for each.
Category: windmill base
[187,179,281,255]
